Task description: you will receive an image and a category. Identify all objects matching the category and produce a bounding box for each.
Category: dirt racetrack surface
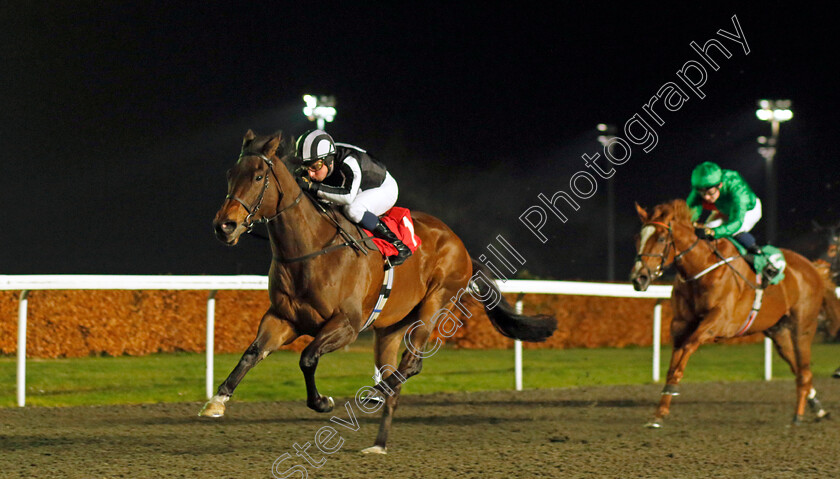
[2,379,840,478]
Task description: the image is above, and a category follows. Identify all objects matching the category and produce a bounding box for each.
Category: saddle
[725,238,786,287]
[359,207,422,257]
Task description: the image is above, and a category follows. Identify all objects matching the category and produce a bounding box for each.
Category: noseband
[226,152,302,231]
[635,221,699,279]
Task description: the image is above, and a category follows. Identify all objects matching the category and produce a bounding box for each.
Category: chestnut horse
[200,130,557,453]
[630,199,839,427]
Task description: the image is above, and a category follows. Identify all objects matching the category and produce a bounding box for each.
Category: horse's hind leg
[767,305,827,424]
[299,313,358,413]
[362,320,414,455]
[791,310,820,424]
[199,310,297,417]
[765,322,807,423]
[378,291,451,392]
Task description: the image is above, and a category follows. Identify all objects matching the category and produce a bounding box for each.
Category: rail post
[17,290,29,407]
[653,300,662,383]
[514,294,524,391]
[206,290,217,399]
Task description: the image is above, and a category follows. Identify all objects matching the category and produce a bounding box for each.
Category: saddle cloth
[725,238,786,286]
[363,207,422,257]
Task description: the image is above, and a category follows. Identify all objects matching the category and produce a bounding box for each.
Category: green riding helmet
[691,162,723,190]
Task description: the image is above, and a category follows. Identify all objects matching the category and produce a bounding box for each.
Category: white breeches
[344,172,399,223]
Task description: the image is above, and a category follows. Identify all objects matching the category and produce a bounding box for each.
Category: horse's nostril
[220,221,237,234]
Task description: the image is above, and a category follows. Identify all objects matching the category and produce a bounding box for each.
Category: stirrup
[762,265,779,284]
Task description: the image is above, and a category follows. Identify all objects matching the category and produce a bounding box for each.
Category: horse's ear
[262,132,283,156]
[635,202,649,223]
[242,129,256,148]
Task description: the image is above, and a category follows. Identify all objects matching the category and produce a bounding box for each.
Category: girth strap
[361,265,395,331]
[736,282,764,336]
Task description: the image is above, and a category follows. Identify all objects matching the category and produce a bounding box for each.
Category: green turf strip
[1,342,838,407]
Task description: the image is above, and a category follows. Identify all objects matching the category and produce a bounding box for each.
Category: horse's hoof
[661,384,680,396]
[308,395,335,413]
[832,368,840,379]
[644,420,662,429]
[361,445,387,455]
[816,410,831,421]
[199,401,226,418]
[790,414,804,426]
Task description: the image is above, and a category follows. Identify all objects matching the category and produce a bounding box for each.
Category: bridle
[226,152,302,232]
[635,221,699,280]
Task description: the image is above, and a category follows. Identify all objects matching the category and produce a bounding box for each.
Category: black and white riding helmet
[296,129,336,173]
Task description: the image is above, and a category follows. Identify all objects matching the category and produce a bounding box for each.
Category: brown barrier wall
[0,289,760,358]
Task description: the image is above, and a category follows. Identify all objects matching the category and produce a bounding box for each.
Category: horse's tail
[468,258,557,342]
[820,272,840,339]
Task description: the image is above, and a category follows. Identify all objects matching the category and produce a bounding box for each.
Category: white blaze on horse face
[633,225,656,274]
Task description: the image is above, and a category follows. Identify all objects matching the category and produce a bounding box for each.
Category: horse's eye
[255,175,263,181]
[657,237,666,243]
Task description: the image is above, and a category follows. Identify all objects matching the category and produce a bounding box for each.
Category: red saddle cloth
[364,207,422,257]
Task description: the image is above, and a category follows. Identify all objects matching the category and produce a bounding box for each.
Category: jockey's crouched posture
[294,129,412,266]
[687,161,779,281]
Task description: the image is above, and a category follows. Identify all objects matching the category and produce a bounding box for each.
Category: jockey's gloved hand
[695,227,715,239]
[296,175,319,192]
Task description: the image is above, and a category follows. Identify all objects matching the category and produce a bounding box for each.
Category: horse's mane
[278,136,298,175]
[651,199,693,225]
[244,130,299,175]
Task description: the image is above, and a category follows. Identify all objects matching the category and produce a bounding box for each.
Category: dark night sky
[2,3,838,280]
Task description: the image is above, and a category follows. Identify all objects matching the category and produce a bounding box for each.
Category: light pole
[303,94,337,130]
[597,123,617,281]
[755,99,793,244]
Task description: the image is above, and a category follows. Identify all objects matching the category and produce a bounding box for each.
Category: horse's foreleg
[300,314,358,413]
[648,321,716,428]
[199,310,297,417]
[646,342,697,427]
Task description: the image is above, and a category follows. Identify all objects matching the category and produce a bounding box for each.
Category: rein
[708,242,760,289]
[271,191,372,263]
[637,220,757,286]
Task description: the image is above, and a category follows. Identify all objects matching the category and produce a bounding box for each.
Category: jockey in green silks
[686,161,778,278]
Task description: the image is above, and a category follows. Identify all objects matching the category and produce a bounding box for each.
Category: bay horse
[811,221,840,378]
[200,130,557,453]
[630,199,840,427]
[811,220,840,283]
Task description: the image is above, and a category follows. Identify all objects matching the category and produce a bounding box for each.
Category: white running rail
[4,275,816,405]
